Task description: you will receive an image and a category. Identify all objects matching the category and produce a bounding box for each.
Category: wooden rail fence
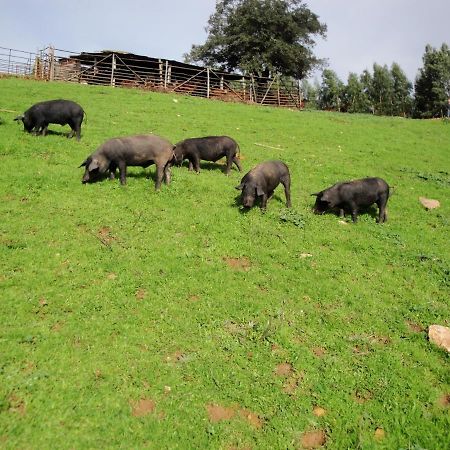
[0,45,305,109]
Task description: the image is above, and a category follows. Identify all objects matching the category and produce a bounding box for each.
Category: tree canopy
[184,0,327,79]
[414,43,450,118]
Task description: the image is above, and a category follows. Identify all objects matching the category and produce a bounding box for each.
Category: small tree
[344,72,371,113]
[318,69,344,111]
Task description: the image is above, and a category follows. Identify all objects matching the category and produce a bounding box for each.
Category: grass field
[0,77,449,449]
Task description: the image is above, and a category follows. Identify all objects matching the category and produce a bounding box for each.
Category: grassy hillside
[0,77,449,449]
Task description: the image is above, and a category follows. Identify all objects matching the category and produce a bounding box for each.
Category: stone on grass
[428,325,450,352]
[419,197,440,210]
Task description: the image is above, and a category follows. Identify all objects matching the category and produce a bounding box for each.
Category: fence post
[207,67,210,98]
[110,53,116,87]
[164,60,168,89]
[49,46,55,81]
[277,75,280,106]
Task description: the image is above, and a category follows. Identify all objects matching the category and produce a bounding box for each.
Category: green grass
[0,77,449,449]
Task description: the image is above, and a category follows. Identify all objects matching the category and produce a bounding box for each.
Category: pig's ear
[311,192,320,197]
[79,159,87,168]
[14,115,24,122]
[256,185,264,196]
[235,183,244,190]
[87,159,100,171]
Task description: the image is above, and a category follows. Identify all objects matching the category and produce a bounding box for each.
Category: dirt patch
[206,404,263,429]
[223,257,252,271]
[438,393,450,407]
[206,404,235,422]
[354,389,373,404]
[239,408,263,429]
[283,374,302,395]
[135,288,146,300]
[8,395,26,416]
[165,350,186,363]
[312,406,327,417]
[188,294,200,302]
[312,347,326,358]
[106,272,117,280]
[406,320,424,333]
[300,429,327,448]
[352,345,370,356]
[97,226,116,245]
[131,398,155,417]
[374,428,385,441]
[275,362,293,377]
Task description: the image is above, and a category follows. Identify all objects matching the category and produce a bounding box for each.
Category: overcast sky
[1,0,448,83]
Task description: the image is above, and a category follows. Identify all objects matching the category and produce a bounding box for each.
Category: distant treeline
[302,43,450,118]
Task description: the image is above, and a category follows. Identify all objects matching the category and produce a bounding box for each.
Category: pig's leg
[260,193,269,210]
[118,161,127,185]
[155,164,164,190]
[232,155,242,172]
[109,163,117,180]
[225,155,232,175]
[188,160,194,171]
[350,203,358,222]
[281,176,292,208]
[193,155,201,173]
[41,123,49,136]
[377,195,388,223]
[339,209,345,218]
[163,162,171,185]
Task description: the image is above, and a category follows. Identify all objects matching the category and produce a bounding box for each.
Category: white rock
[429,325,450,352]
[419,197,440,210]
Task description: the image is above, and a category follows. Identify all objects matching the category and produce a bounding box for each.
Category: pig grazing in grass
[14,99,84,140]
[80,135,174,190]
[312,177,390,223]
[173,136,242,174]
[236,160,291,210]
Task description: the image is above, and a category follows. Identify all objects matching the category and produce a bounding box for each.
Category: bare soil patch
[239,408,263,429]
[223,256,252,271]
[131,398,156,417]
[165,350,185,363]
[312,406,327,417]
[135,288,146,300]
[206,404,263,429]
[354,389,373,404]
[8,395,26,416]
[206,404,235,422]
[275,362,293,377]
[438,393,450,407]
[406,320,424,333]
[374,427,386,441]
[312,347,326,358]
[300,429,327,448]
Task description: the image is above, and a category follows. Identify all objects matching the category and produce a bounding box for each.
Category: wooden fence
[0,45,305,109]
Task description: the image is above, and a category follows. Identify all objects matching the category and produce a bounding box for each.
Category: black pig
[14,99,84,140]
[312,177,390,223]
[236,160,291,210]
[173,136,242,174]
[80,135,174,190]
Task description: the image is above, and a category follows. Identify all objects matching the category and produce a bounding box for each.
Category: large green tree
[184,0,327,78]
[390,63,413,117]
[371,63,394,115]
[414,43,450,118]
